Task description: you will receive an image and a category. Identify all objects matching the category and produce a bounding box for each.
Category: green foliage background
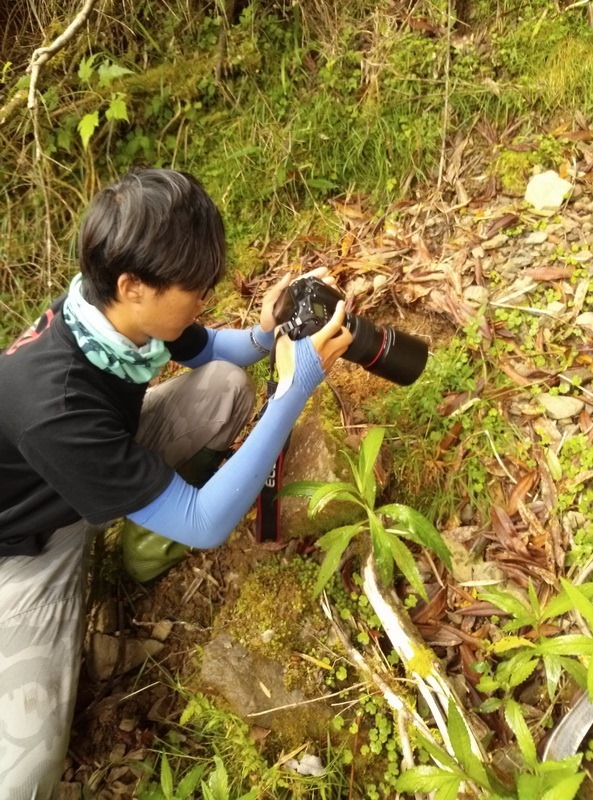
[2,0,593,347]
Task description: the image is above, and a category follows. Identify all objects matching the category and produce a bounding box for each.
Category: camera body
[274,276,428,386]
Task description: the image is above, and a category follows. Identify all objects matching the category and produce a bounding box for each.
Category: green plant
[476,581,593,704]
[395,697,585,799]
[281,427,451,597]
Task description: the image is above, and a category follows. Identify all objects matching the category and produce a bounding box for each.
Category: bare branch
[27,0,100,110]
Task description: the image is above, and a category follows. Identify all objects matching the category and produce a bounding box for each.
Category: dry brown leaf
[517,500,555,576]
[507,472,539,516]
[340,231,356,258]
[524,266,575,281]
[498,362,532,387]
[490,505,530,557]
[483,213,520,240]
[410,586,448,625]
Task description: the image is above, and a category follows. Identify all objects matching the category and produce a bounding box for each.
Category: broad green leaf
[477,675,500,694]
[413,730,460,772]
[379,503,451,568]
[309,482,361,515]
[105,93,129,122]
[369,515,394,587]
[314,526,361,596]
[160,754,174,800]
[435,779,463,800]
[447,698,490,788]
[493,648,535,685]
[341,449,362,495]
[77,111,99,150]
[540,773,586,800]
[279,480,324,498]
[543,582,593,620]
[395,766,459,792]
[77,54,97,83]
[505,699,537,768]
[490,636,536,655]
[588,658,593,701]
[543,654,562,699]
[560,578,593,633]
[478,588,531,620]
[358,427,384,506]
[97,60,134,88]
[316,523,364,551]
[535,634,593,657]
[205,756,229,800]
[305,177,337,190]
[559,656,588,690]
[535,755,583,776]
[479,697,503,713]
[384,528,427,600]
[507,658,539,689]
[177,764,206,799]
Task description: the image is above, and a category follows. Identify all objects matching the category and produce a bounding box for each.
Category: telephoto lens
[274,276,428,386]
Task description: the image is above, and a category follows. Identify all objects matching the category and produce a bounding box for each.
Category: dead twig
[27,0,99,111]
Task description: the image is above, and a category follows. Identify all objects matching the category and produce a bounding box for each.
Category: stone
[200,633,331,732]
[482,233,509,250]
[537,394,585,420]
[279,386,353,538]
[524,230,548,245]
[576,312,593,330]
[87,633,165,681]
[525,170,573,211]
[151,620,174,641]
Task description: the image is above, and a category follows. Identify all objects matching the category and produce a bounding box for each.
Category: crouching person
[0,167,352,799]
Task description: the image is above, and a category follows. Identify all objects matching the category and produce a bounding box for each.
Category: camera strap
[256,338,291,544]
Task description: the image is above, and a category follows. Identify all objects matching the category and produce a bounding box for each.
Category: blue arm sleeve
[128,337,324,547]
[178,326,275,369]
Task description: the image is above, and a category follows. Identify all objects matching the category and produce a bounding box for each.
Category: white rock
[373,274,389,290]
[576,312,593,329]
[285,754,326,777]
[538,393,585,420]
[524,230,548,244]
[525,170,573,211]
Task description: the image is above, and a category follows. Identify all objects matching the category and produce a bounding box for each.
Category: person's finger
[311,300,348,347]
[315,326,353,372]
[265,272,291,301]
[296,266,328,281]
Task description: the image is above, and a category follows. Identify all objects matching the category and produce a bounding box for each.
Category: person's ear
[116,273,145,304]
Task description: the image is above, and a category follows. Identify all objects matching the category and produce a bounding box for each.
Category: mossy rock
[280,384,358,539]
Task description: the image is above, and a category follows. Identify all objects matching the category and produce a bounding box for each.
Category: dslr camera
[274,276,428,385]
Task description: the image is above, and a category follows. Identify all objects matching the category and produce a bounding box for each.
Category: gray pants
[0,362,254,800]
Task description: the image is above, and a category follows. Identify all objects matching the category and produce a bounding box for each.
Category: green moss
[221,556,325,664]
[407,645,436,679]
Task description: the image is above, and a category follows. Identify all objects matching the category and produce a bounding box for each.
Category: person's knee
[205,361,255,418]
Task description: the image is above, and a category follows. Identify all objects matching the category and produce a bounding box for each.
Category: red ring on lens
[361,327,387,369]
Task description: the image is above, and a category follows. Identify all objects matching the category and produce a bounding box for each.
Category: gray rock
[279,387,352,538]
[524,231,548,245]
[538,394,585,420]
[87,633,164,681]
[482,233,509,251]
[200,633,331,731]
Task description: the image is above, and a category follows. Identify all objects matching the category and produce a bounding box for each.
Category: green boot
[122,447,227,583]
[122,520,189,583]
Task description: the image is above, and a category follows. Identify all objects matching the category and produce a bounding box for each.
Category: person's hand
[310,300,352,372]
[259,267,338,332]
[274,299,352,397]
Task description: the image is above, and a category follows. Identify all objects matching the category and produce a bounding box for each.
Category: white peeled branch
[362,553,486,762]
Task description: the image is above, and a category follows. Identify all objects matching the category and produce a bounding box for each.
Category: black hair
[78,168,226,308]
